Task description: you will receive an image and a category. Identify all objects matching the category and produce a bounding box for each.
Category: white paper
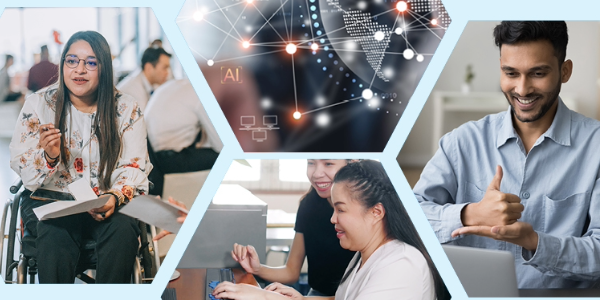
[119,195,189,233]
[68,178,98,201]
[33,195,111,221]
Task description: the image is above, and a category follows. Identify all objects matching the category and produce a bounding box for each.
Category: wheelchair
[0,179,161,284]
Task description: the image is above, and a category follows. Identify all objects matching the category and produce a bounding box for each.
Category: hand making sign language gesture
[453,166,539,251]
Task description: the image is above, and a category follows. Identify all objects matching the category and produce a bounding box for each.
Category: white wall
[398,21,600,167]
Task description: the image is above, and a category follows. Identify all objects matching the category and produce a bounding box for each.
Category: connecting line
[281,0,290,40]
[213,49,286,63]
[296,7,395,47]
[190,47,209,61]
[212,15,242,60]
[213,0,244,41]
[251,1,288,43]
[304,0,315,41]
[407,10,442,40]
[369,10,401,89]
[301,96,362,115]
[211,4,249,60]
[203,18,243,42]
[290,0,294,42]
[292,54,299,112]
[205,2,246,15]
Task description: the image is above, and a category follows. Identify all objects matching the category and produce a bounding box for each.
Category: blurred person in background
[27,45,59,93]
[117,46,171,111]
[0,54,23,102]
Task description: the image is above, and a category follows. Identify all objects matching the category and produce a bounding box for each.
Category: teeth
[516,97,535,104]
[316,182,331,188]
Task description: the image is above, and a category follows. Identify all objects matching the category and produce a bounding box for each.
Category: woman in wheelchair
[9,31,151,283]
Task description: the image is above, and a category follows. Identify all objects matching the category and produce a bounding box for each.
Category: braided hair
[334,160,450,300]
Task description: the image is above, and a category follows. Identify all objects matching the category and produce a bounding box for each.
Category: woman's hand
[89,195,116,221]
[231,243,262,274]
[213,282,271,300]
[153,197,188,241]
[265,283,305,300]
[38,123,61,160]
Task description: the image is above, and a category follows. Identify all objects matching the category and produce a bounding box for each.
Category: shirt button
[522,192,530,199]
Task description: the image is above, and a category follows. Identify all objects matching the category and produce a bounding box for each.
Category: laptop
[442,245,519,297]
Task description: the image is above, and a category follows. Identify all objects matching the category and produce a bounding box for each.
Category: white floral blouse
[9,87,152,200]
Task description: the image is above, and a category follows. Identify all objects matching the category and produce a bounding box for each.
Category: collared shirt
[414,98,600,288]
[145,79,222,152]
[116,69,154,112]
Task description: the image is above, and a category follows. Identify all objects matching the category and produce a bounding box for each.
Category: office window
[279,159,309,182]
[223,159,261,181]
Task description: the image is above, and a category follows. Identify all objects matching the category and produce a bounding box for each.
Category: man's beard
[504,79,561,123]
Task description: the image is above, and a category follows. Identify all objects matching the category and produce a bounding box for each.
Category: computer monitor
[240,116,255,127]
[263,115,278,127]
[252,130,267,142]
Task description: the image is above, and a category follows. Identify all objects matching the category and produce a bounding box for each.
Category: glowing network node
[374,31,385,41]
[246,0,253,3]
[396,1,408,12]
[316,113,330,127]
[416,54,424,62]
[311,43,319,51]
[369,97,380,108]
[362,89,374,100]
[261,98,272,109]
[207,59,214,66]
[286,43,297,54]
[395,27,403,35]
[431,19,438,26]
[403,49,415,60]
[293,111,302,119]
[193,11,203,21]
[242,41,250,48]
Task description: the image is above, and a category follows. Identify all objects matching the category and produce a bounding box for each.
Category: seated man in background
[414,21,600,288]
[117,46,171,111]
[145,78,222,196]
[27,45,58,92]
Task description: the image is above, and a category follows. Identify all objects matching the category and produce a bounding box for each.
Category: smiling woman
[9,30,151,283]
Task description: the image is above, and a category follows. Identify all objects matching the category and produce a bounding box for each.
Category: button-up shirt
[414,98,600,288]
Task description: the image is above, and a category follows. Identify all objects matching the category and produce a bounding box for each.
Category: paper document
[68,178,98,201]
[33,195,111,221]
[119,195,189,233]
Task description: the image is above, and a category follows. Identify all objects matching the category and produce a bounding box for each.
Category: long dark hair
[334,160,450,300]
[52,31,120,190]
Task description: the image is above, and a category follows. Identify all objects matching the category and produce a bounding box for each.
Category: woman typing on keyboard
[212,160,450,300]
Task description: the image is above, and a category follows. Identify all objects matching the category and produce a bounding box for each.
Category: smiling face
[500,39,572,125]
[306,159,348,199]
[330,182,384,251]
[62,40,100,103]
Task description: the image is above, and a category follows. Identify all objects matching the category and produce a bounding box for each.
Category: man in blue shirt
[415,21,600,288]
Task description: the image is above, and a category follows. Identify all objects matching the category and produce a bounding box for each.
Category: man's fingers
[265,282,284,291]
[507,202,524,212]
[451,226,495,238]
[487,165,503,191]
[504,194,522,204]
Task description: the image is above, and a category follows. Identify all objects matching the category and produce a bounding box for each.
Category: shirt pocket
[462,180,486,203]
[543,192,590,236]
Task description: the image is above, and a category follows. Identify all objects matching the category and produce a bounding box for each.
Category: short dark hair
[141,47,171,70]
[493,21,568,63]
[5,54,13,62]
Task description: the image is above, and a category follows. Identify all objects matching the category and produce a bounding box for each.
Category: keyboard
[206,268,235,300]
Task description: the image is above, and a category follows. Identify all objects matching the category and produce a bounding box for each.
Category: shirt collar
[496,97,571,148]
[140,71,153,95]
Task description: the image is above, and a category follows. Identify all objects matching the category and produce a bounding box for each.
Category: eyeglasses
[64,55,98,71]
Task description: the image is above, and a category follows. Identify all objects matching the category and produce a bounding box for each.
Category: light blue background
[0,0,597,299]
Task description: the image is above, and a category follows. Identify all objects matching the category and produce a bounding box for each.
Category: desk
[167,268,259,300]
[519,289,600,297]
